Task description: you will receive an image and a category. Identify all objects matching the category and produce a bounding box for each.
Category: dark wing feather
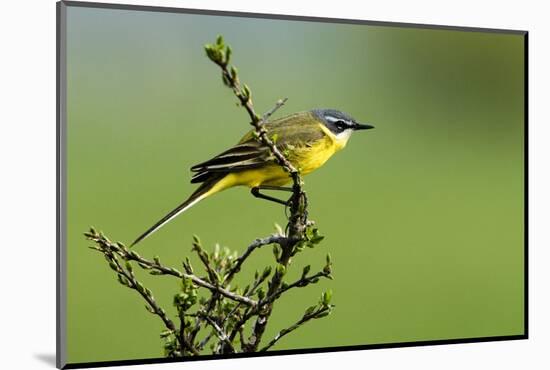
[191,142,271,172]
[190,142,267,172]
[190,141,272,183]
[190,111,326,184]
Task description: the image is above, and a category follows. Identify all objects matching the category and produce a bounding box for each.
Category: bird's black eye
[335,120,347,131]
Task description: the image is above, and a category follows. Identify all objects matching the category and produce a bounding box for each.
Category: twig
[196,330,215,352]
[189,295,218,349]
[259,305,331,352]
[191,233,283,348]
[226,266,331,346]
[225,234,284,283]
[205,38,299,179]
[87,36,333,357]
[192,236,220,285]
[261,271,332,307]
[93,242,199,356]
[199,314,235,354]
[260,97,288,124]
[223,262,273,339]
[85,230,257,307]
[206,36,311,351]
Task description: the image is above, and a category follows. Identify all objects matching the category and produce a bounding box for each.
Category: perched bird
[131,108,374,246]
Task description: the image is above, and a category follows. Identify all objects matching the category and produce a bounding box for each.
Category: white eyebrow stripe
[325,115,353,126]
[324,115,340,123]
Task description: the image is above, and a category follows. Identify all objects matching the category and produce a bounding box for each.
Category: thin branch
[222,264,273,344]
[189,294,218,348]
[87,36,333,357]
[226,268,331,344]
[85,230,257,307]
[205,40,299,180]
[178,313,186,355]
[205,35,310,352]
[260,97,288,124]
[238,327,250,352]
[192,236,220,285]
[93,243,199,356]
[199,314,235,354]
[191,233,283,347]
[259,306,331,352]
[196,330,215,352]
[225,234,284,284]
[261,271,332,307]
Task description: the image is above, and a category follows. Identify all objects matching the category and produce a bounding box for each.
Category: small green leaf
[243,84,251,98]
[117,274,128,286]
[230,66,238,79]
[136,282,145,293]
[108,261,118,271]
[262,266,272,279]
[225,45,232,63]
[315,310,331,319]
[304,305,316,316]
[274,223,284,235]
[222,73,232,87]
[310,235,325,244]
[322,290,332,306]
[138,262,151,270]
[125,261,133,273]
[272,244,281,261]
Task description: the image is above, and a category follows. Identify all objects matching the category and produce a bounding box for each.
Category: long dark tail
[130,178,220,247]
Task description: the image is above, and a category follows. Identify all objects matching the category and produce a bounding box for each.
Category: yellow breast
[293,134,338,175]
[214,123,347,189]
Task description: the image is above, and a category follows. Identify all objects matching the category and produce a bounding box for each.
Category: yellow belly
[210,135,341,192]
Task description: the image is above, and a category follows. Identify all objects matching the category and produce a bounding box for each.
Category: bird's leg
[257,185,293,192]
[250,186,293,206]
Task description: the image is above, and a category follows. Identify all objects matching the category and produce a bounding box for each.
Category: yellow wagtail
[131,108,374,246]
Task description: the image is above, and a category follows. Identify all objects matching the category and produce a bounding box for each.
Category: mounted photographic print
[57,1,527,368]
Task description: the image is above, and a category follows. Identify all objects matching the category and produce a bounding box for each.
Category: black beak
[354,123,375,130]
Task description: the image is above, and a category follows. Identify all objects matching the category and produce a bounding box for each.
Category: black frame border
[56,1,528,368]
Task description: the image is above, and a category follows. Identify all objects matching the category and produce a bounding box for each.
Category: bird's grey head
[312,109,374,138]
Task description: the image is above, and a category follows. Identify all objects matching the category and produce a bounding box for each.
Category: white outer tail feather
[130,192,208,247]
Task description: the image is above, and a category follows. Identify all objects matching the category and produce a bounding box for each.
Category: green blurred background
[65,5,525,364]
